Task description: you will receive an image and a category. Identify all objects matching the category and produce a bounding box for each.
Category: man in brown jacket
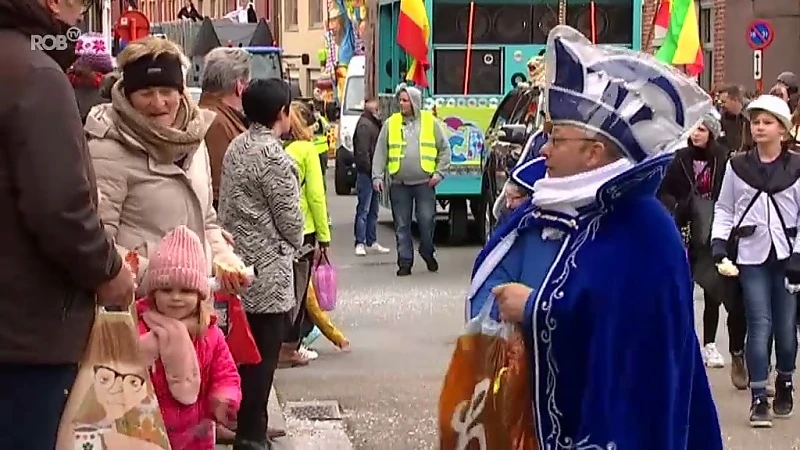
[199,47,252,208]
[0,0,135,447]
[718,84,753,153]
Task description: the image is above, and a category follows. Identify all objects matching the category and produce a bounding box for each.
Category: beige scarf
[110,81,210,163]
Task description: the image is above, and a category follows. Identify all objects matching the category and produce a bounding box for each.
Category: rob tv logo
[30,27,82,51]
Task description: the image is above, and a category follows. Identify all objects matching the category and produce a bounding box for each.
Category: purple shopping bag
[312,251,338,311]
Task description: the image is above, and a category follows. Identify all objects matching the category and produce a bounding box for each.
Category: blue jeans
[0,363,77,449]
[354,173,380,246]
[389,182,436,267]
[739,259,798,391]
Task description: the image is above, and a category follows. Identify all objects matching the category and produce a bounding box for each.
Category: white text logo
[30,27,82,51]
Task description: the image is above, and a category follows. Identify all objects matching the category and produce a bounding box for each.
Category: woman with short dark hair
[218,78,304,450]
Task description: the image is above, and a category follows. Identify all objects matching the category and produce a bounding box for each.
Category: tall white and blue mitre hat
[545,25,712,163]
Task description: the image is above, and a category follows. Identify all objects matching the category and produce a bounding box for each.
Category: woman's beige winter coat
[85,103,232,280]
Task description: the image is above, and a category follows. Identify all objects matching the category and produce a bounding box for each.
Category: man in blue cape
[467,26,723,449]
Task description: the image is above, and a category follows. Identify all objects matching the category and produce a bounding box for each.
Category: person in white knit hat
[711,94,800,427]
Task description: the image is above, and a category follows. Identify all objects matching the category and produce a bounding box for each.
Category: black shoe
[750,396,773,428]
[396,265,412,276]
[422,255,439,272]
[773,376,794,418]
[233,439,272,450]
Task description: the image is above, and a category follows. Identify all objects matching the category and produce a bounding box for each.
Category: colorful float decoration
[321,0,366,99]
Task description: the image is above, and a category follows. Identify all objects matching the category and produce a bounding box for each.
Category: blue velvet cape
[466,155,723,450]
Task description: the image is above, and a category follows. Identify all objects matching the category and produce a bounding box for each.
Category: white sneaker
[298,345,318,360]
[367,243,391,254]
[703,343,725,368]
[355,243,367,256]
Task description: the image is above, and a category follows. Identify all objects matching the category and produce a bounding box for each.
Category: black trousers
[703,290,747,354]
[319,152,328,192]
[727,287,747,355]
[236,312,287,443]
[0,363,77,449]
[284,233,316,345]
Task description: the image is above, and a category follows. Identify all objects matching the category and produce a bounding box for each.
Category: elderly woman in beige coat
[85,37,242,288]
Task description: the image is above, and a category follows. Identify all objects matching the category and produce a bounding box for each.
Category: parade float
[327,0,647,243]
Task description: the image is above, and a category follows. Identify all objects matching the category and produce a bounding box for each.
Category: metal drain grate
[284,400,342,421]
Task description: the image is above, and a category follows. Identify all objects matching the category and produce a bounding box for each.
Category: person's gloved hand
[710,238,728,264]
[785,278,800,294]
[786,254,800,285]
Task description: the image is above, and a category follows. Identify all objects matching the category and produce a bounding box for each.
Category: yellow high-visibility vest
[386,110,437,175]
[314,116,331,154]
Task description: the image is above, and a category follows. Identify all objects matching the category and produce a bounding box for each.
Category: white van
[333,55,366,195]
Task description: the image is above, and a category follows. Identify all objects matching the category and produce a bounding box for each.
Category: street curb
[268,386,293,449]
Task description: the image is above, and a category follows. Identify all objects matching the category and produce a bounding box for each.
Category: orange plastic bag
[439,299,538,450]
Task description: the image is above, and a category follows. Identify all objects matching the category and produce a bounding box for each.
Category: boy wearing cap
[712,94,800,427]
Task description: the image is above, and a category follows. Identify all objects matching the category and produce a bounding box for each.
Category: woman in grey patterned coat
[217,78,304,450]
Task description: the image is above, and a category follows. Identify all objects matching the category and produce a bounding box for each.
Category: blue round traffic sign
[747,20,774,50]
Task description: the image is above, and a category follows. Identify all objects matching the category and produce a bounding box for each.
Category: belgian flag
[396,0,431,87]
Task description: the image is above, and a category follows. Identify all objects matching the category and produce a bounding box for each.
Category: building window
[697,2,713,92]
[309,0,323,29]
[284,0,299,30]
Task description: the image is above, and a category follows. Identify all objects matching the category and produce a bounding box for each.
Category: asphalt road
[274,186,800,450]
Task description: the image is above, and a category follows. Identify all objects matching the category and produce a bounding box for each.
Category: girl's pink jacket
[136,299,241,450]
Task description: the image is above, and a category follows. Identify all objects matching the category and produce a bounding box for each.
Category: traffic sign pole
[753,49,763,94]
[746,20,773,94]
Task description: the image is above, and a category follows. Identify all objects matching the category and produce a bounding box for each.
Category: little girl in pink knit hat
[137,225,241,449]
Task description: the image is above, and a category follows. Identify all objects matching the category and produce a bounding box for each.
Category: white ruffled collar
[531,158,635,216]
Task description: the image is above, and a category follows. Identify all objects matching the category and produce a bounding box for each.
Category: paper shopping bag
[57,307,171,450]
[439,298,538,450]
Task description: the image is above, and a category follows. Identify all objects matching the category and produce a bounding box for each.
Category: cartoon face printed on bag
[74,316,153,426]
[91,363,148,421]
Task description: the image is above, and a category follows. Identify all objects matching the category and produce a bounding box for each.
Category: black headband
[122,54,184,96]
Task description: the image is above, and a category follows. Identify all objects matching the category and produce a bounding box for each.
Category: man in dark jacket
[353,98,390,256]
[0,0,135,447]
[718,84,752,153]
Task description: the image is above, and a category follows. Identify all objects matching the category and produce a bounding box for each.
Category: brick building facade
[642,0,800,94]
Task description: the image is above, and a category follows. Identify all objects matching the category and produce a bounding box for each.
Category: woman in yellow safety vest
[280,102,349,361]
